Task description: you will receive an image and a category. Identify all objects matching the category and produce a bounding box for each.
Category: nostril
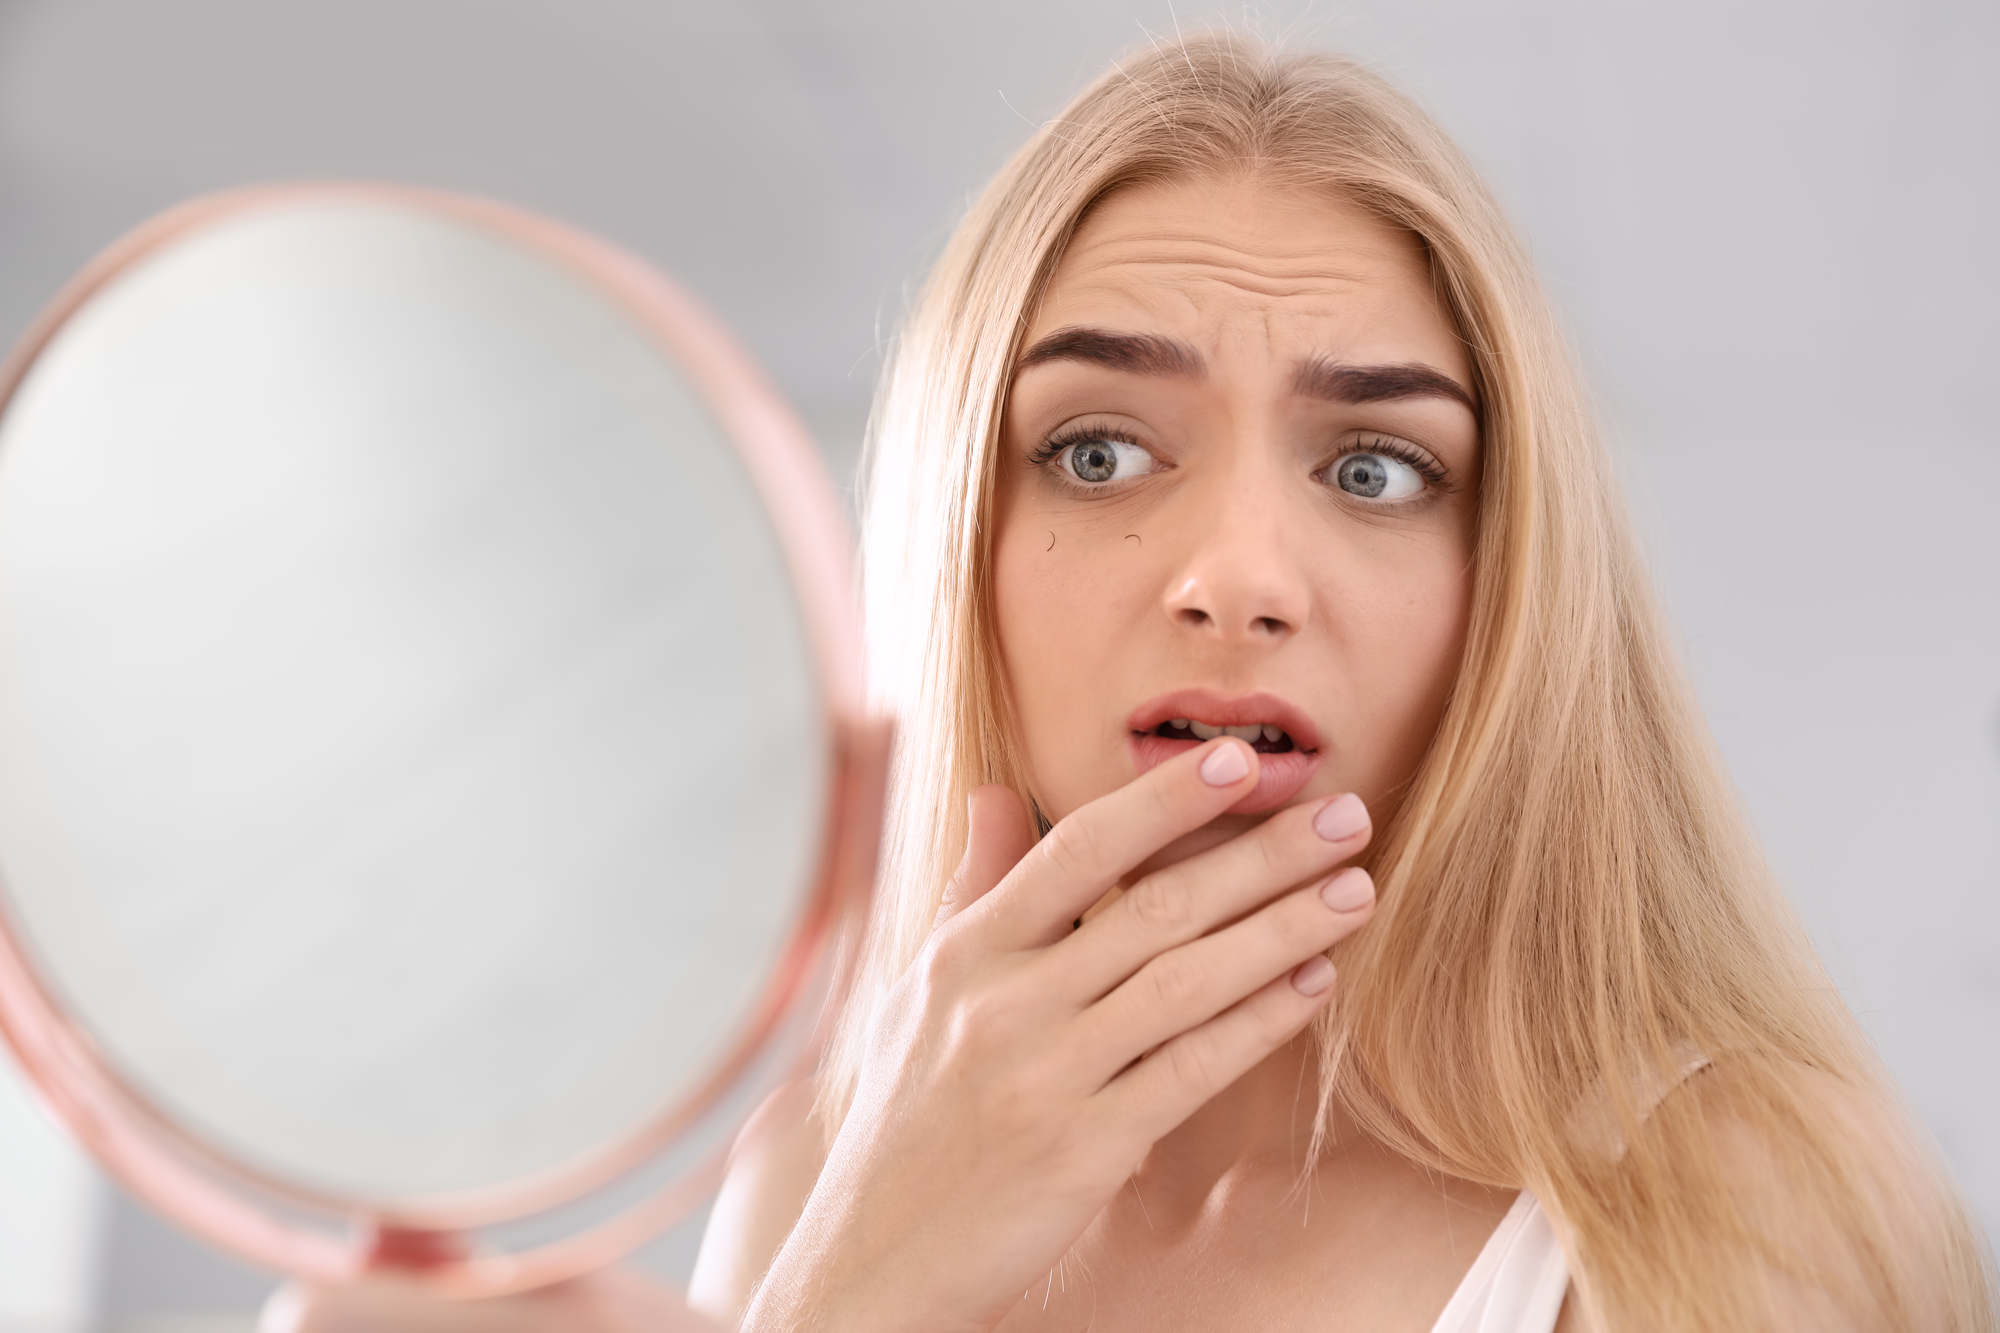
[1178,608,1212,627]
[1253,615,1290,636]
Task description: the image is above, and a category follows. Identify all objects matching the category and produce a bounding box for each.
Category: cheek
[1331,543,1473,796]
[992,527,1097,721]
[990,525,1053,701]
[990,509,1147,809]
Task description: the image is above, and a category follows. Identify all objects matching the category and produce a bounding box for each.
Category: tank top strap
[1426,1190,1569,1333]
[1427,1045,1713,1333]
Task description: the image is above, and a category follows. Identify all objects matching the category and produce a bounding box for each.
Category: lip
[1125,688,1324,814]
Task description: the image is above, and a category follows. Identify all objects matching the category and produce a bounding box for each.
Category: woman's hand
[260,1266,721,1333]
[744,737,1377,1333]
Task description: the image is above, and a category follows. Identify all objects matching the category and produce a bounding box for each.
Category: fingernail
[1313,793,1369,842]
[1291,955,1336,995]
[1319,867,1375,913]
[1198,741,1251,786]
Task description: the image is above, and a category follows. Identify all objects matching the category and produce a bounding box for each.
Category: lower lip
[1128,733,1322,814]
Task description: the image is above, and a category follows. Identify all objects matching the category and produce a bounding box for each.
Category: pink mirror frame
[0,184,888,1295]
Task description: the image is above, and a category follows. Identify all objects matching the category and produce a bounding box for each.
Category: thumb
[934,784,1035,928]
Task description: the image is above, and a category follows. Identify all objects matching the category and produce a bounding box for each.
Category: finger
[934,784,1035,928]
[1077,866,1373,1073]
[969,737,1259,948]
[1058,791,1372,1001]
[1089,950,1340,1148]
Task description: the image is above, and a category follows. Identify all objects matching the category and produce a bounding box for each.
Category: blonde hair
[827,31,1995,1330]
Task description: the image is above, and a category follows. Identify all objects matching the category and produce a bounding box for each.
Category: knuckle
[1125,876,1197,936]
[1253,985,1313,1042]
[935,871,971,916]
[946,988,1000,1047]
[914,932,963,991]
[1164,1035,1219,1091]
[1261,896,1313,948]
[1040,815,1105,883]
[1142,950,1208,1011]
[945,980,1034,1059]
[1251,827,1291,876]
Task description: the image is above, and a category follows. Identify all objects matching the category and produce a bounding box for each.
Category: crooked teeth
[1170,718,1191,730]
[1188,720,1222,740]
[1262,725,1283,743]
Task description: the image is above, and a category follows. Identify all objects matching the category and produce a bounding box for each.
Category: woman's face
[992,173,1480,859]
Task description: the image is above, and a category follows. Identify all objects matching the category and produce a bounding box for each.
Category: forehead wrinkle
[1050,256,1399,323]
[1048,273,1383,339]
[1065,249,1385,295]
[1062,222,1412,279]
[1041,226,1450,375]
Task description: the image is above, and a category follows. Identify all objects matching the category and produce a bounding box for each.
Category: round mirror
[0,186,882,1292]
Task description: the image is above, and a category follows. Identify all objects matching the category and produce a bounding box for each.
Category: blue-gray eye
[1062,438,1156,484]
[1333,452,1423,500]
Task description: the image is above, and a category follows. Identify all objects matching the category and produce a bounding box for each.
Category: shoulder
[1678,1056,1924,1214]
[1607,1056,1992,1330]
[686,1076,831,1327]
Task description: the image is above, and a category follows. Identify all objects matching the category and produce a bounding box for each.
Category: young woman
[282,30,1994,1333]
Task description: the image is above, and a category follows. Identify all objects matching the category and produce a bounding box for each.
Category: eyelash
[1029,426,1452,499]
[1026,423,1139,470]
[1336,434,1452,493]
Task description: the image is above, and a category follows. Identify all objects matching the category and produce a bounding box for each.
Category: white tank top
[1427,1190,1568,1333]
[1423,1048,1711,1332]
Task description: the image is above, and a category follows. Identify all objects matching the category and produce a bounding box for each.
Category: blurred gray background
[0,0,1990,1325]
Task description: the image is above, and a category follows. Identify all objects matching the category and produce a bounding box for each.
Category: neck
[1128,1030,1347,1228]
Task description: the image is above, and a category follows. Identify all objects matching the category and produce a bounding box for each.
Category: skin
[975,172,1497,1330]
[272,175,1579,1330]
[710,175,1560,1333]
[268,170,1954,1333]
[992,173,1478,871]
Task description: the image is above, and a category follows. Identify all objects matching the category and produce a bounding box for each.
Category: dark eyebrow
[1293,357,1477,413]
[1015,326,1205,378]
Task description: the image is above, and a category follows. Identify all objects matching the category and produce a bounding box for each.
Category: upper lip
[1126,689,1323,752]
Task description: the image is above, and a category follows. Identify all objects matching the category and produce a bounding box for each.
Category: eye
[1328,450,1425,501]
[1058,436,1157,485]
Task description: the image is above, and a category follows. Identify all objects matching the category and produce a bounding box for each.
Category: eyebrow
[1294,356,1477,412]
[1015,326,1205,378]
[1014,325,1477,414]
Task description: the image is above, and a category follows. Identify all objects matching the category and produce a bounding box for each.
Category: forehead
[1030,175,1466,379]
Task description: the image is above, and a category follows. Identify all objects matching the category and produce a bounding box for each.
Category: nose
[1162,482,1311,646]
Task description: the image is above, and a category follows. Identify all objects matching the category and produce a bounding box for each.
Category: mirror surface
[0,197,827,1208]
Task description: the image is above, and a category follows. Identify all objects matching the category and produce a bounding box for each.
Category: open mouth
[1125,689,1324,814]
[1149,719,1297,753]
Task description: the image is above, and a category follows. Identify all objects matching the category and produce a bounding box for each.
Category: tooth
[1170,718,1190,730]
[1262,725,1282,743]
[1189,721,1221,740]
[1223,724,1262,741]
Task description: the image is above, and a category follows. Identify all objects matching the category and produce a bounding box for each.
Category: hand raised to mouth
[743,736,1376,1333]
[1126,692,1325,814]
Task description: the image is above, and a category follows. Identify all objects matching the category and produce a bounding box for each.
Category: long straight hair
[825,32,1994,1329]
